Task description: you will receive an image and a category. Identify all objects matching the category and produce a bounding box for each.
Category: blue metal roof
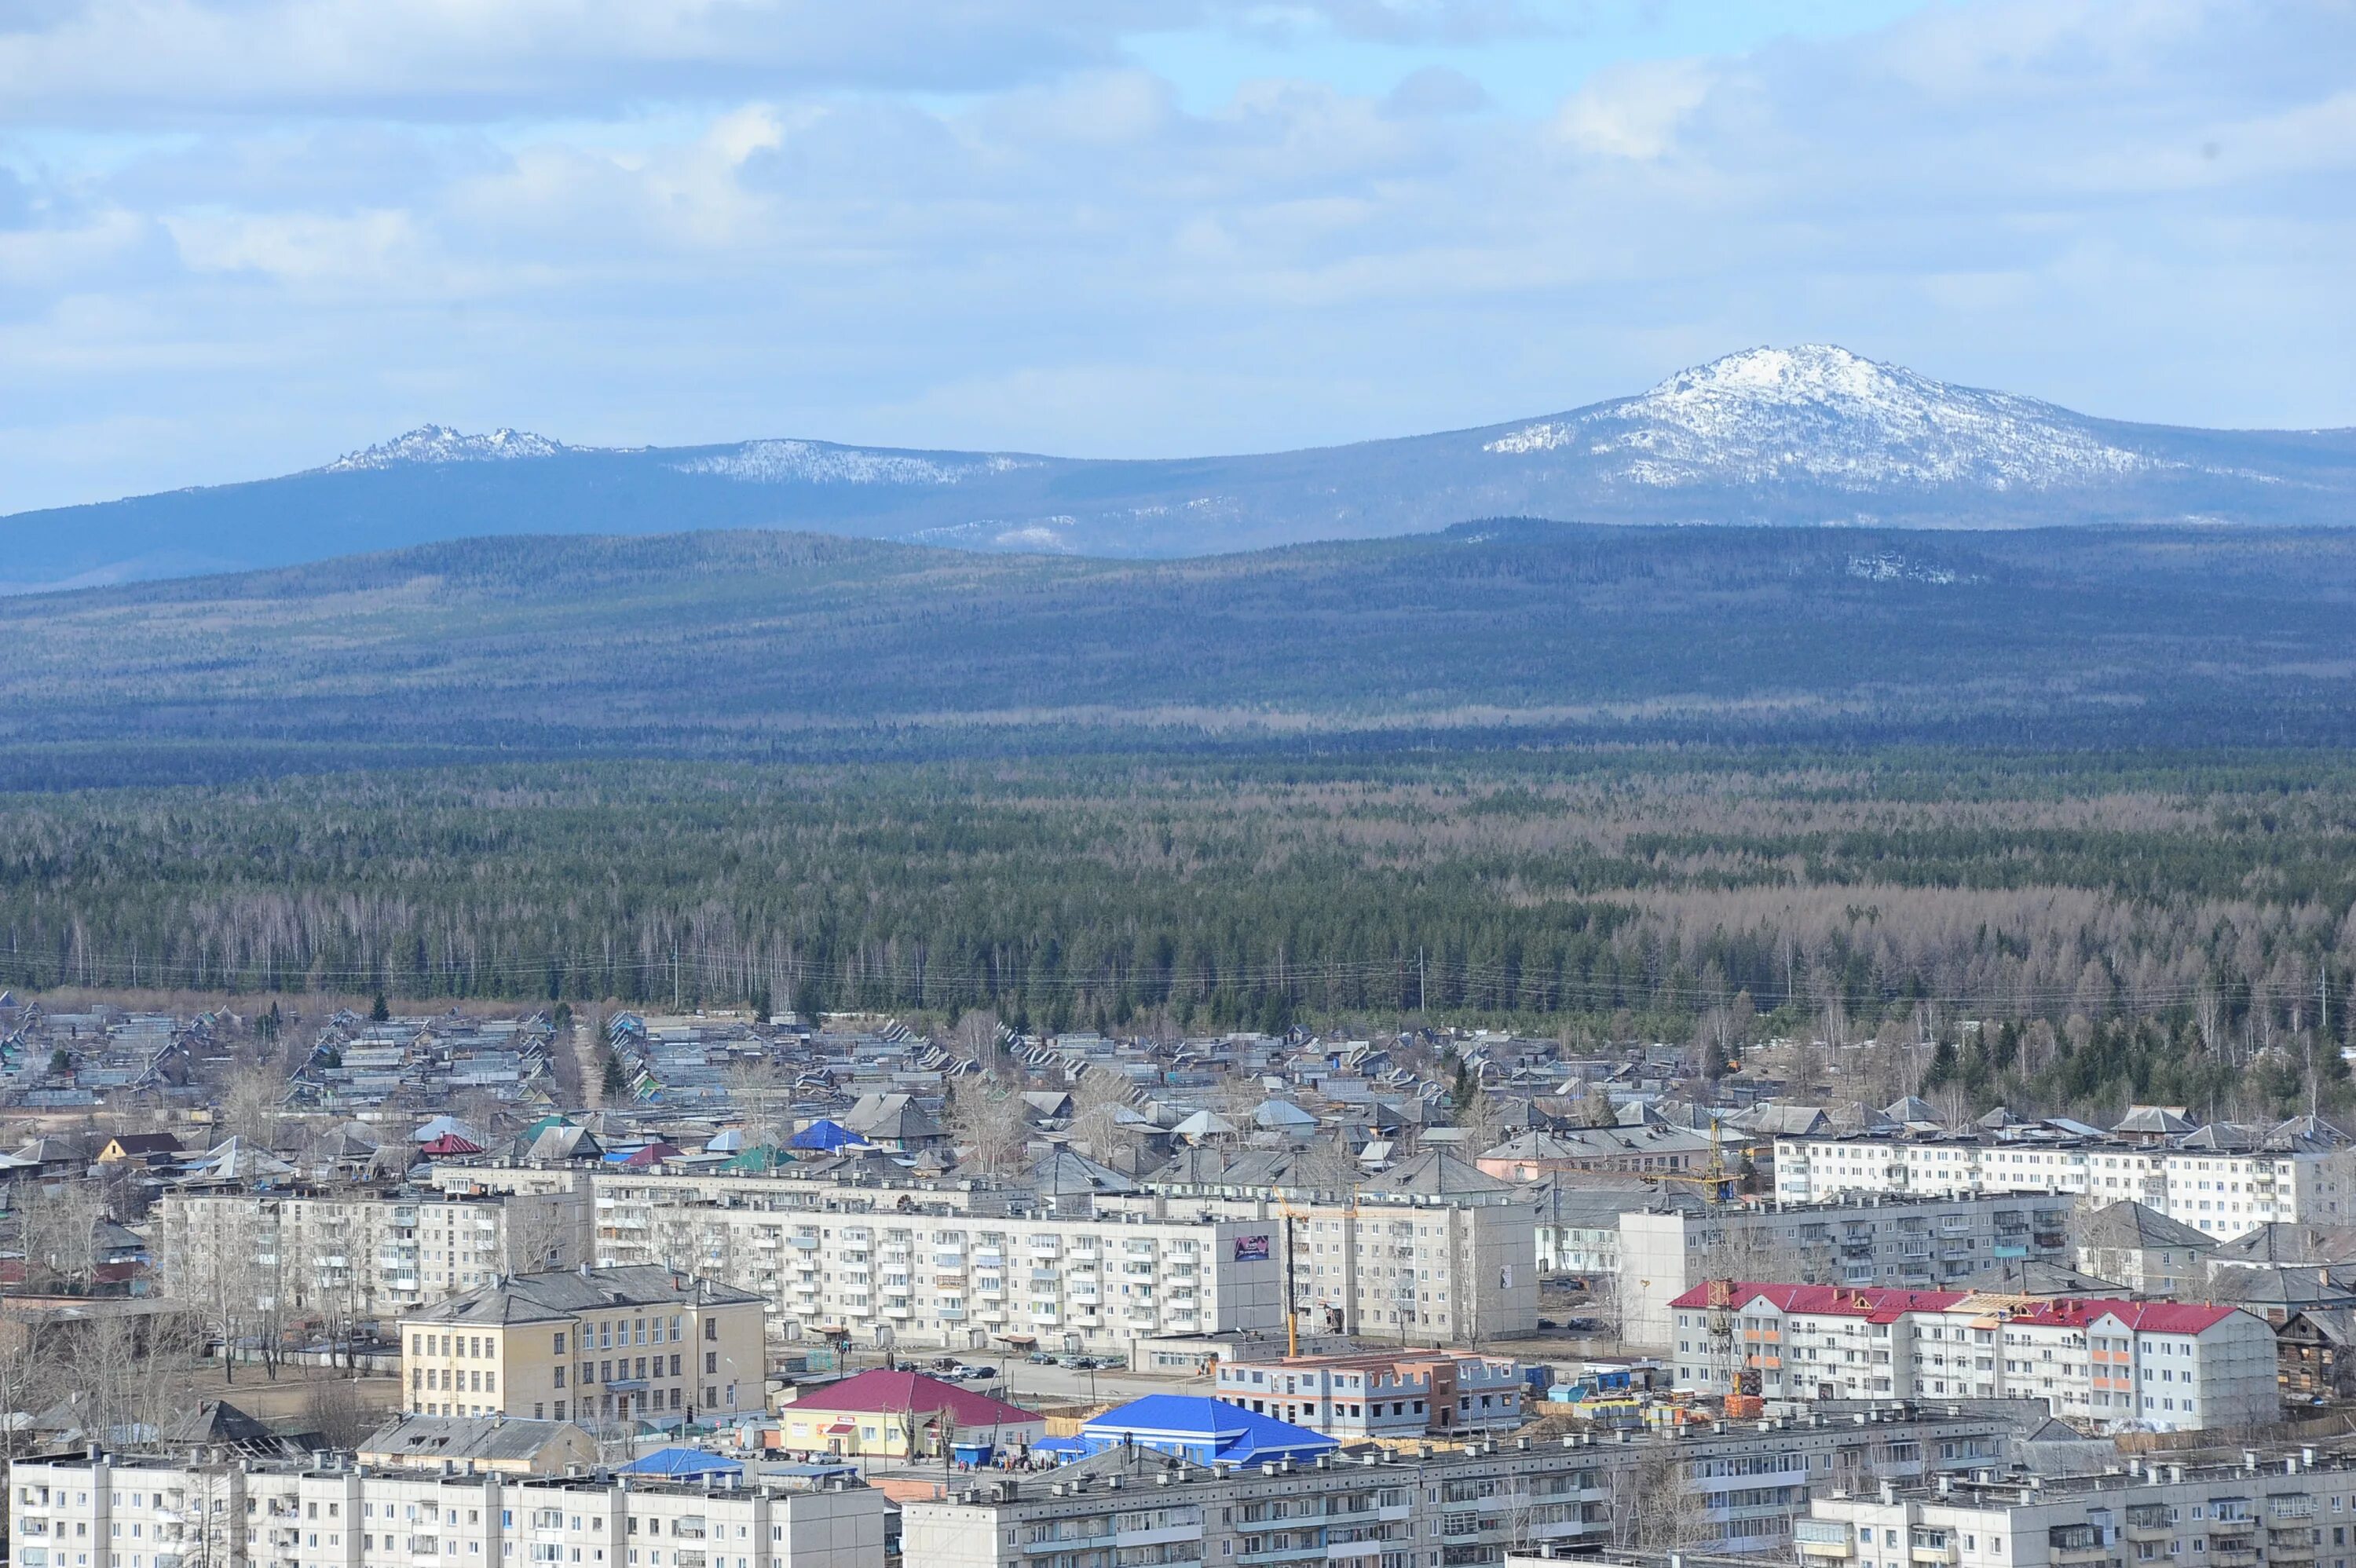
[1079,1396,1337,1467]
[616,1447,744,1477]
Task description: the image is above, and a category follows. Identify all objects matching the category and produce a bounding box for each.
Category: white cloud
[0,0,2350,516]
[1554,57,1714,159]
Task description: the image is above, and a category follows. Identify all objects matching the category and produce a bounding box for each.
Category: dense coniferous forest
[2,751,2354,1120]
[8,521,2356,1120]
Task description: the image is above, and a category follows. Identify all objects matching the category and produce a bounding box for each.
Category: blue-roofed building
[1078,1396,1337,1467]
[616,1447,744,1481]
[788,1118,869,1152]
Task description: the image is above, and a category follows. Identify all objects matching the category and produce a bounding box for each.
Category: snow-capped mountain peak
[1486,343,2157,492]
[324,425,568,472]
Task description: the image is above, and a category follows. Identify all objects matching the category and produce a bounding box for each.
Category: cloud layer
[0,0,2350,513]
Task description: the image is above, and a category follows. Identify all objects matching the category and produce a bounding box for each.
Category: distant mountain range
[9,519,2356,788]
[5,345,2352,591]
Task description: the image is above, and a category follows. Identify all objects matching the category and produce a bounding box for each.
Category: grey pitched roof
[1359,1150,1511,1197]
[844,1092,941,1139]
[407,1265,763,1325]
[2075,1200,2215,1252]
[1026,1147,1134,1196]
[360,1413,588,1464]
[1954,1259,2126,1296]
[2211,1264,2356,1309]
[2209,1223,2356,1267]
[156,1399,281,1448]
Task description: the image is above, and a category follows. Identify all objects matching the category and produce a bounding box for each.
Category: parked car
[955,1364,997,1380]
[1026,1351,1058,1365]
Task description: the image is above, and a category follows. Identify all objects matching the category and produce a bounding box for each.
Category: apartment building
[1800,1449,2356,1568]
[1774,1128,2356,1239]
[1210,1350,1527,1440]
[1667,1283,2278,1431]
[426,1158,1531,1350]
[1094,1193,1538,1347]
[1530,1179,1634,1277]
[6,1450,887,1568]
[156,1189,592,1324]
[902,1399,2058,1566]
[1618,1193,2075,1347]
[398,1265,766,1426]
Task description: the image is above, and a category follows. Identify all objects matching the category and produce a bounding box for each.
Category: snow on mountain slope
[1486,345,2157,491]
[323,425,570,471]
[670,440,1036,486]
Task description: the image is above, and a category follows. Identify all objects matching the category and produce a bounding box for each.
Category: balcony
[1794,1523,1853,1559]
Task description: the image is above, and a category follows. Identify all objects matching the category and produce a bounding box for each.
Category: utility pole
[1418,948,1426,1014]
[673,938,682,1011]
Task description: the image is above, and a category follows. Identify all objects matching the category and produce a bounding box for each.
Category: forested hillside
[2,753,2353,1120]
[6,521,2356,786]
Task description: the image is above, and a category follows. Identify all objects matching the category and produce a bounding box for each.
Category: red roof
[792,1369,1041,1427]
[1667,1281,2240,1333]
[419,1134,482,1156]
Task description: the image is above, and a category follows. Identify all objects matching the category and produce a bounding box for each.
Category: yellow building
[400,1264,766,1427]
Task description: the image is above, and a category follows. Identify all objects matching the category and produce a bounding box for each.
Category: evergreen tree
[370,991,390,1022]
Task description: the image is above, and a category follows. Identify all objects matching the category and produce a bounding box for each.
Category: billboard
[1233,1234,1271,1262]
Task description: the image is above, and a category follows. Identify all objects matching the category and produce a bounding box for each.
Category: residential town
[10,996,2356,1568]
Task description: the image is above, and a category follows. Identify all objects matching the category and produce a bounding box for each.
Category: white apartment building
[1774,1133,2356,1238]
[6,1452,887,1568]
[1093,1192,1538,1347]
[1801,1450,2356,1568]
[590,1193,1285,1352]
[426,1158,1535,1349]
[903,1401,2055,1565]
[1668,1283,2278,1431]
[156,1190,593,1325]
[1618,1194,2075,1348]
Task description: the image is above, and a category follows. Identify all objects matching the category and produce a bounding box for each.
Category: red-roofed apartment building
[1667,1282,2277,1431]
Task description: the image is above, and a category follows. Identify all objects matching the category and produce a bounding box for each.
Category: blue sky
[0,0,2350,513]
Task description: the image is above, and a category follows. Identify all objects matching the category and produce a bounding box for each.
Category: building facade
[1774,1134,2356,1239]
[1667,1282,2278,1431]
[591,1197,1286,1354]
[1799,1451,2356,1568]
[1093,1192,1538,1347]
[156,1190,592,1325]
[903,1400,2055,1565]
[398,1266,766,1427]
[6,1452,886,1568]
[1618,1194,2076,1348]
[1211,1350,1527,1440]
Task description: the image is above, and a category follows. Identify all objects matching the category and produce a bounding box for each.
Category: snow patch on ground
[1846,550,1980,585]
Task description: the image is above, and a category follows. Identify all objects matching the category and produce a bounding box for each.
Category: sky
[0,0,2351,514]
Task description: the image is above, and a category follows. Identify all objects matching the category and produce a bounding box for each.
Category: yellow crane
[1655,1113,1739,1204]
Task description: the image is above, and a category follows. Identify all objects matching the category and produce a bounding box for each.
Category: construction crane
[1657,1113,1740,1204]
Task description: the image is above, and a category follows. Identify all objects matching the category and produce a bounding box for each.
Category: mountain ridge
[9,518,2356,790]
[5,345,2351,593]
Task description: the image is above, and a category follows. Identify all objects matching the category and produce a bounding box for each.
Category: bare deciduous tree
[946,1081,1033,1179]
